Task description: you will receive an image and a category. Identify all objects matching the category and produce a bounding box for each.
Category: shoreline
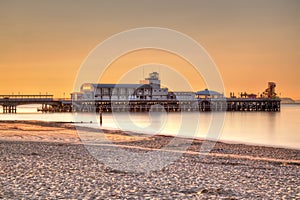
[0,119,299,151]
[0,120,299,162]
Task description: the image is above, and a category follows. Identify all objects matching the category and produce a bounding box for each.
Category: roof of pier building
[92,84,153,89]
[196,89,223,97]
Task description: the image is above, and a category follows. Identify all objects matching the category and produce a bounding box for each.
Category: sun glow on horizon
[0,0,299,99]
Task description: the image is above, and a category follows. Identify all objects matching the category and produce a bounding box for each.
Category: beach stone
[0,137,299,199]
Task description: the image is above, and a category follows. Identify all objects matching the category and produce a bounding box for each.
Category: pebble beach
[0,121,299,199]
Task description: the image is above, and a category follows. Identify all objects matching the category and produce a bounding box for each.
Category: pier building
[69,72,280,113]
[71,72,169,101]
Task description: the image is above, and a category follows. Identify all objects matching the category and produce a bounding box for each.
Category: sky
[0,0,299,99]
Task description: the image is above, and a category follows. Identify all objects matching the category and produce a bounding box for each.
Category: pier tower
[140,72,161,89]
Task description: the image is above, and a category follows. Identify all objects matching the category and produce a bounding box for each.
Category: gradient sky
[1,0,299,99]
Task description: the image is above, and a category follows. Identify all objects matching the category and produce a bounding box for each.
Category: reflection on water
[0,104,299,150]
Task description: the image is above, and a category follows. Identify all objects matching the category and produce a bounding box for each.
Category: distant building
[280,97,295,104]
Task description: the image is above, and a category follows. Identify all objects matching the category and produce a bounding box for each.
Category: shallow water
[0,104,299,150]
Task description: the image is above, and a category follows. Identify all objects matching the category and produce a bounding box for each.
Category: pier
[0,73,281,113]
[0,95,280,113]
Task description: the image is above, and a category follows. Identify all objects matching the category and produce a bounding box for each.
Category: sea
[0,104,299,150]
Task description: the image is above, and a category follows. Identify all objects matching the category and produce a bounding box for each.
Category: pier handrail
[0,95,53,99]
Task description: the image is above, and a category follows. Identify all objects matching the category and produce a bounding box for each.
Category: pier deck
[71,98,280,112]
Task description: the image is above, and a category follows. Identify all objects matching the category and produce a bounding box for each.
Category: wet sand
[0,121,299,199]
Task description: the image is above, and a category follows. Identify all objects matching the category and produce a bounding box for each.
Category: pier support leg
[99,106,103,127]
[2,105,17,113]
[12,106,16,113]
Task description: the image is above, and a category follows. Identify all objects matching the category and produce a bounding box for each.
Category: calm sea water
[0,104,299,150]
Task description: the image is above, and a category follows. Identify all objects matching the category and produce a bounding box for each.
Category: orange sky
[1,0,300,99]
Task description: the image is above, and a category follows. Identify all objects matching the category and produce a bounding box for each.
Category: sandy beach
[0,121,299,199]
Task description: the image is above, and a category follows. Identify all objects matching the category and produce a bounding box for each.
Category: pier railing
[0,95,55,113]
[0,95,53,99]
